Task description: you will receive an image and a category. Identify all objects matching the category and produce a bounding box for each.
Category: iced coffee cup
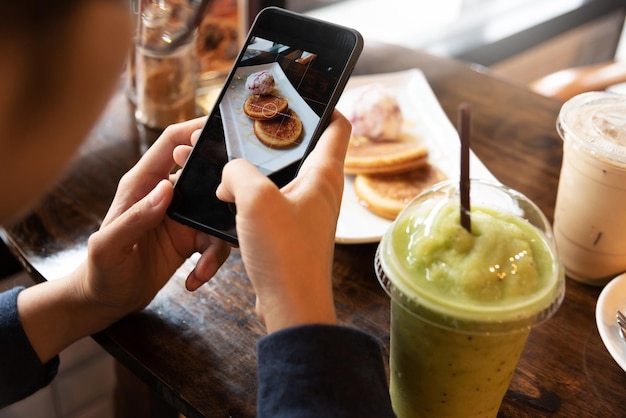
[553,91,626,285]
[375,179,564,418]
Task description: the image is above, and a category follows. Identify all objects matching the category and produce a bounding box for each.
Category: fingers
[286,110,351,196]
[173,145,192,168]
[185,240,231,291]
[185,271,205,292]
[91,180,173,263]
[217,112,351,213]
[303,110,352,171]
[173,128,202,167]
[103,118,206,226]
[280,111,351,207]
[216,159,268,204]
[136,117,206,179]
[190,127,202,145]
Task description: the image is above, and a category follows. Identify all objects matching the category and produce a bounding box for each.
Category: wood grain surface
[3,43,625,417]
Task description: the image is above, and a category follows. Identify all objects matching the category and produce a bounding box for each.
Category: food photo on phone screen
[218,37,322,176]
[167,7,363,244]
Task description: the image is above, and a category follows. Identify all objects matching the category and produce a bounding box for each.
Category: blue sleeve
[0,287,60,407]
[256,324,395,418]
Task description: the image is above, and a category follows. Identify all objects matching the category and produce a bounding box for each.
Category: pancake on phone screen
[253,108,303,149]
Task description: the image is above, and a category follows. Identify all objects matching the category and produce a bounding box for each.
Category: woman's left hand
[81,117,231,317]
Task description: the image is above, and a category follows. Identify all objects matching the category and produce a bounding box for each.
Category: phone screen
[168,7,363,244]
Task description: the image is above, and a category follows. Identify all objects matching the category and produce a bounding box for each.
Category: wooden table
[4,43,626,417]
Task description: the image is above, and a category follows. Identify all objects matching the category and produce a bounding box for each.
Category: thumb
[216,159,265,203]
[92,180,173,258]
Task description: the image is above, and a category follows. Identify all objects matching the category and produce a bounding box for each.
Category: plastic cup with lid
[553,91,626,285]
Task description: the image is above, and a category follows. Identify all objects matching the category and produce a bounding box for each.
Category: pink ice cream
[348,84,403,141]
[245,70,275,95]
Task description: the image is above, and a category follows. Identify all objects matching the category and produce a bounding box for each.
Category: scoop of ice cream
[245,70,275,95]
[348,84,403,141]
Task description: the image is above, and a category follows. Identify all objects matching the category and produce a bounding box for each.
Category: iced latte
[554,92,626,285]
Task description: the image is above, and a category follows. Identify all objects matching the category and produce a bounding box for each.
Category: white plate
[219,62,320,176]
[596,273,626,372]
[334,69,497,244]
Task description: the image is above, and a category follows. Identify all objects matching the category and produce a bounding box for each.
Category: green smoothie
[389,301,529,417]
[376,180,564,418]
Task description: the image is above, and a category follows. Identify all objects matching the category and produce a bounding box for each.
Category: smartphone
[167,6,363,244]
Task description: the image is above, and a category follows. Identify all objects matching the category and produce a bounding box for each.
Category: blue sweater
[0,287,59,406]
[0,287,394,417]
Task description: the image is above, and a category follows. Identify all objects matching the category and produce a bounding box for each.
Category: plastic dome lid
[557,91,626,167]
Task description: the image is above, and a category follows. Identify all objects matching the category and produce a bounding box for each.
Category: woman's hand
[19,118,232,363]
[81,117,231,317]
[179,111,351,333]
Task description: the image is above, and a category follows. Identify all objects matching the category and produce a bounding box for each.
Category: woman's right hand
[218,111,351,333]
[175,111,352,333]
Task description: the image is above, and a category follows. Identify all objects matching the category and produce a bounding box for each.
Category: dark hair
[0,1,86,131]
[0,1,83,33]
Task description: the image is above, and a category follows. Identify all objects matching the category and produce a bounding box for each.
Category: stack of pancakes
[344,87,446,220]
[243,93,302,149]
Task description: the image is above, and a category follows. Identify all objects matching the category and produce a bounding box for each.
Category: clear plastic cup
[553,91,626,285]
[375,179,565,418]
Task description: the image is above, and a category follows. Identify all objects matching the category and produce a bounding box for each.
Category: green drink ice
[375,179,564,418]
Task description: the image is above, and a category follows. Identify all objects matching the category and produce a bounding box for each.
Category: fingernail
[149,180,166,207]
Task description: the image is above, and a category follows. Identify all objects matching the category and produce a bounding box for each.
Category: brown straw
[458,103,471,232]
